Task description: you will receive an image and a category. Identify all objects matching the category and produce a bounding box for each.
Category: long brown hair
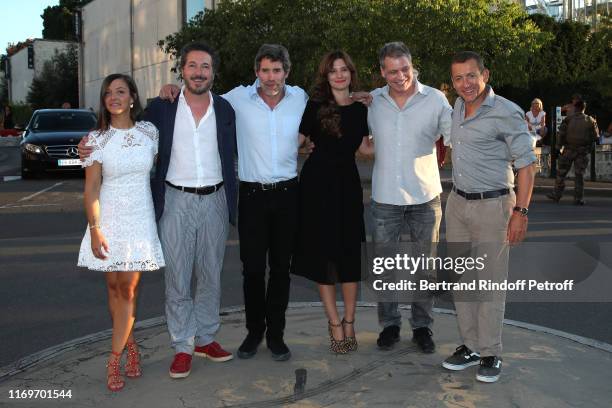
[96,73,142,131]
[311,50,358,138]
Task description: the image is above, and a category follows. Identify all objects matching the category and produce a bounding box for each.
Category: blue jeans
[371,196,442,330]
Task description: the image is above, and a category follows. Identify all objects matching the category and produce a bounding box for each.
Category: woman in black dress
[293,50,373,353]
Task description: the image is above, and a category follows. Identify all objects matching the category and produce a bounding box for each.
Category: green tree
[499,12,611,129]
[41,0,93,40]
[158,0,546,94]
[27,45,79,110]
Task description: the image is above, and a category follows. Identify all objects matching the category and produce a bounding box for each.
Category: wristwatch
[513,206,529,216]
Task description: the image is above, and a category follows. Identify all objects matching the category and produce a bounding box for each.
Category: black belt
[166,181,223,195]
[453,186,510,200]
[240,177,298,191]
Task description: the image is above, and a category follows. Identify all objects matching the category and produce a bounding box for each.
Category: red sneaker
[169,352,192,379]
[194,341,234,362]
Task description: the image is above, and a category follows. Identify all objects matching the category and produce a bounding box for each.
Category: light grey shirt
[448,86,536,193]
[368,81,452,205]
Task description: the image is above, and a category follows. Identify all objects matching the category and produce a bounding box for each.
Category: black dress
[292,100,368,284]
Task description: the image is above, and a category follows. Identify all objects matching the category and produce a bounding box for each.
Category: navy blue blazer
[145,94,238,225]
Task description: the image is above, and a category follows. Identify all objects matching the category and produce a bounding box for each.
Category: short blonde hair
[531,98,543,109]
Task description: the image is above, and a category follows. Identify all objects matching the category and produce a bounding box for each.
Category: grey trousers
[371,197,442,330]
[445,190,515,357]
[159,186,229,354]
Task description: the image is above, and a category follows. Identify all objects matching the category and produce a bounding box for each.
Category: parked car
[20,109,97,178]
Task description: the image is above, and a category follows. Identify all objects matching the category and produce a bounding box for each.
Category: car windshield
[31,112,96,132]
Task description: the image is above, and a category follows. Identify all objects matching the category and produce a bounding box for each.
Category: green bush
[158,0,545,93]
[9,103,33,129]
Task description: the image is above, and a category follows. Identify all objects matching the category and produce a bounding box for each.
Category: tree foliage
[499,12,611,128]
[27,45,79,110]
[41,0,93,41]
[158,0,545,94]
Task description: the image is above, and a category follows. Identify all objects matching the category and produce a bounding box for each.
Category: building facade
[7,40,75,104]
[80,0,217,110]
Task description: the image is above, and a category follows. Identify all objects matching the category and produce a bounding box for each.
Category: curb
[2,302,611,383]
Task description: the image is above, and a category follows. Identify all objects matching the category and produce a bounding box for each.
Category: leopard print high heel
[328,321,348,354]
[342,318,358,352]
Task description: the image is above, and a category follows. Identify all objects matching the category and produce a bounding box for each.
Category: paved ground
[1,305,611,408]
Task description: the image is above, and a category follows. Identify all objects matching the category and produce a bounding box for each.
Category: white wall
[81,0,132,110]
[9,40,73,104]
[82,0,184,110]
[132,0,183,105]
[8,47,31,104]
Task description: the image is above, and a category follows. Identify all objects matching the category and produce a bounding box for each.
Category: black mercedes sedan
[20,109,97,178]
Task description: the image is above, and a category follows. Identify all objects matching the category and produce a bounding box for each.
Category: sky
[1,0,59,53]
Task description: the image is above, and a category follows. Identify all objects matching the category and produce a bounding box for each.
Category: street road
[1,145,611,367]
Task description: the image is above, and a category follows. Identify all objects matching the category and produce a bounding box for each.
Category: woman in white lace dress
[77,74,165,392]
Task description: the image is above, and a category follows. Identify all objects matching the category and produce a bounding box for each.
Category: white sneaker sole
[193,351,234,362]
[442,360,480,371]
[169,369,191,379]
[476,373,500,383]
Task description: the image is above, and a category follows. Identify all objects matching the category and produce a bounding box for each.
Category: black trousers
[238,181,298,340]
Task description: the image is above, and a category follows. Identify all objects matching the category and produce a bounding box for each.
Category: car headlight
[24,143,43,154]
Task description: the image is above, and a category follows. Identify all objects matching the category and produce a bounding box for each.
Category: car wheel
[21,165,37,180]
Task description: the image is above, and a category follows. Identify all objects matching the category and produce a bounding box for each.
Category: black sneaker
[574,199,586,206]
[266,337,291,361]
[237,333,263,359]
[546,192,561,202]
[476,356,502,383]
[377,325,400,350]
[412,327,435,354]
[442,345,480,370]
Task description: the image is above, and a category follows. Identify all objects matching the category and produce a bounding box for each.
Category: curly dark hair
[310,50,358,138]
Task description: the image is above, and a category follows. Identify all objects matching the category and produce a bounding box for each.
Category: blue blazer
[145,94,238,225]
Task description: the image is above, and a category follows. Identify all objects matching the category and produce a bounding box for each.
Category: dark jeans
[371,196,442,330]
[238,181,298,340]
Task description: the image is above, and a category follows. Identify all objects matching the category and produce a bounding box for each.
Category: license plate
[58,159,81,166]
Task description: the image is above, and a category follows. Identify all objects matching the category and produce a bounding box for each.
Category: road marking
[18,182,64,202]
[2,176,21,182]
[0,203,61,209]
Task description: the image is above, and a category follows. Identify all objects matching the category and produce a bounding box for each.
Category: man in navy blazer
[147,42,237,379]
[80,42,238,379]
[148,81,237,225]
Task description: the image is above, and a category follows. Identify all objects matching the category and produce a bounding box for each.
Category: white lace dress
[77,121,165,272]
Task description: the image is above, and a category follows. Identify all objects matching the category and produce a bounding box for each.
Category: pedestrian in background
[547,99,599,205]
[525,97,547,145]
[1,105,14,129]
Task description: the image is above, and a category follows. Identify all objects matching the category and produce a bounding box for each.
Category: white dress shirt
[166,88,223,187]
[222,79,308,183]
[368,81,452,205]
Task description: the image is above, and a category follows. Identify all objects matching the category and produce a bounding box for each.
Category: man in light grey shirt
[441,51,536,383]
[368,42,452,354]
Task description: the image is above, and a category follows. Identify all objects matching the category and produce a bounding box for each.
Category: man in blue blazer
[146,42,237,379]
[80,42,237,379]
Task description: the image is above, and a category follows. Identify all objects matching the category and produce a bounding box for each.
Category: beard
[185,76,211,95]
